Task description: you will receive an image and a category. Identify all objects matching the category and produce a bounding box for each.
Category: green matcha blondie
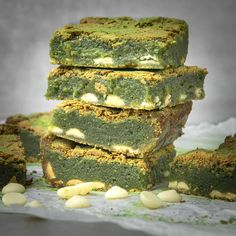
[41,135,176,190]
[50,17,188,69]
[6,112,52,162]
[168,134,236,201]
[46,66,207,110]
[0,125,26,188]
[48,101,192,157]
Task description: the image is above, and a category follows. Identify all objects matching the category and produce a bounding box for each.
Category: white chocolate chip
[65,195,90,208]
[45,162,56,179]
[177,182,190,191]
[66,179,83,186]
[157,190,182,203]
[94,57,114,65]
[154,96,161,106]
[155,96,160,103]
[140,55,157,61]
[25,200,44,208]
[2,183,25,194]
[168,181,178,189]
[163,171,170,177]
[164,94,171,107]
[66,128,85,139]
[168,181,190,192]
[140,60,160,65]
[105,186,128,199]
[140,101,155,109]
[88,181,105,190]
[209,190,236,201]
[80,93,98,103]
[140,191,163,209]
[112,145,139,154]
[57,183,93,199]
[180,93,187,100]
[105,95,125,107]
[2,192,27,207]
[139,55,160,65]
[48,126,63,135]
[195,88,203,98]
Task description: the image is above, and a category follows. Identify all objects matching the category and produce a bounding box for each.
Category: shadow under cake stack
[41,17,207,190]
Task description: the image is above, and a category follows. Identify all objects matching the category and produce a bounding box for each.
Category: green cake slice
[50,17,188,69]
[0,125,26,188]
[41,135,176,191]
[46,66,207,110]
[48,101,192,157]
[168,134,236,201]
[6,112,52,162]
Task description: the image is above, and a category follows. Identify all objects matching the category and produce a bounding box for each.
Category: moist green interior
[169,164,236,195]
[44,145,175,190]
[50,17,188,68]
[19,130,41,160]
[52,110,155,150]
[50,34,187,69]
[0,164,26,189]
[29,113,52,132]
[46,67,205,109]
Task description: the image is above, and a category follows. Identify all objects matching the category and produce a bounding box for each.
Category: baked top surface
[6,112,52,135]
[54,17,188,42]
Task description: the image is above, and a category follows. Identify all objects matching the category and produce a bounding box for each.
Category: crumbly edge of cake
[6,112,51,136]
[53,16,188,42]
[42,135,175,173]
[171,134,236,168]
[0,125,26,171]
[48,65,207,85]
[53,100,192,126]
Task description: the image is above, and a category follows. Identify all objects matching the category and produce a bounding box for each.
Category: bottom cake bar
[41,135,176,191]
[168,134,236,201]
[0,124,27,188]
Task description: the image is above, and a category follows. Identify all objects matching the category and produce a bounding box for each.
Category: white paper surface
[0,118,236,236]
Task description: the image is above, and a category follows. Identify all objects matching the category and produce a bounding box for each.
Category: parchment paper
[1,118,236,236]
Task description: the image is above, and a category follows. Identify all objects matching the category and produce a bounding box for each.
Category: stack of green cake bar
[41,17,207,190]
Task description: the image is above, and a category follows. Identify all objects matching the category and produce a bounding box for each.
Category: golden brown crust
[54,100,192,125]
[43,135,175,174]
[56,17,187,42]
[0,125,26,172]
[6,112,51,136]
[173,134,236,168]
[49,65,208,84]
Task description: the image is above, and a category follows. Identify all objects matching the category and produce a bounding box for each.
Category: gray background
[0,0,236,124]
[0,1,235,235]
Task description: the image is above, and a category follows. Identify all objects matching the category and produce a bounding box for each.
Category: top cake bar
[50,17,188,69]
